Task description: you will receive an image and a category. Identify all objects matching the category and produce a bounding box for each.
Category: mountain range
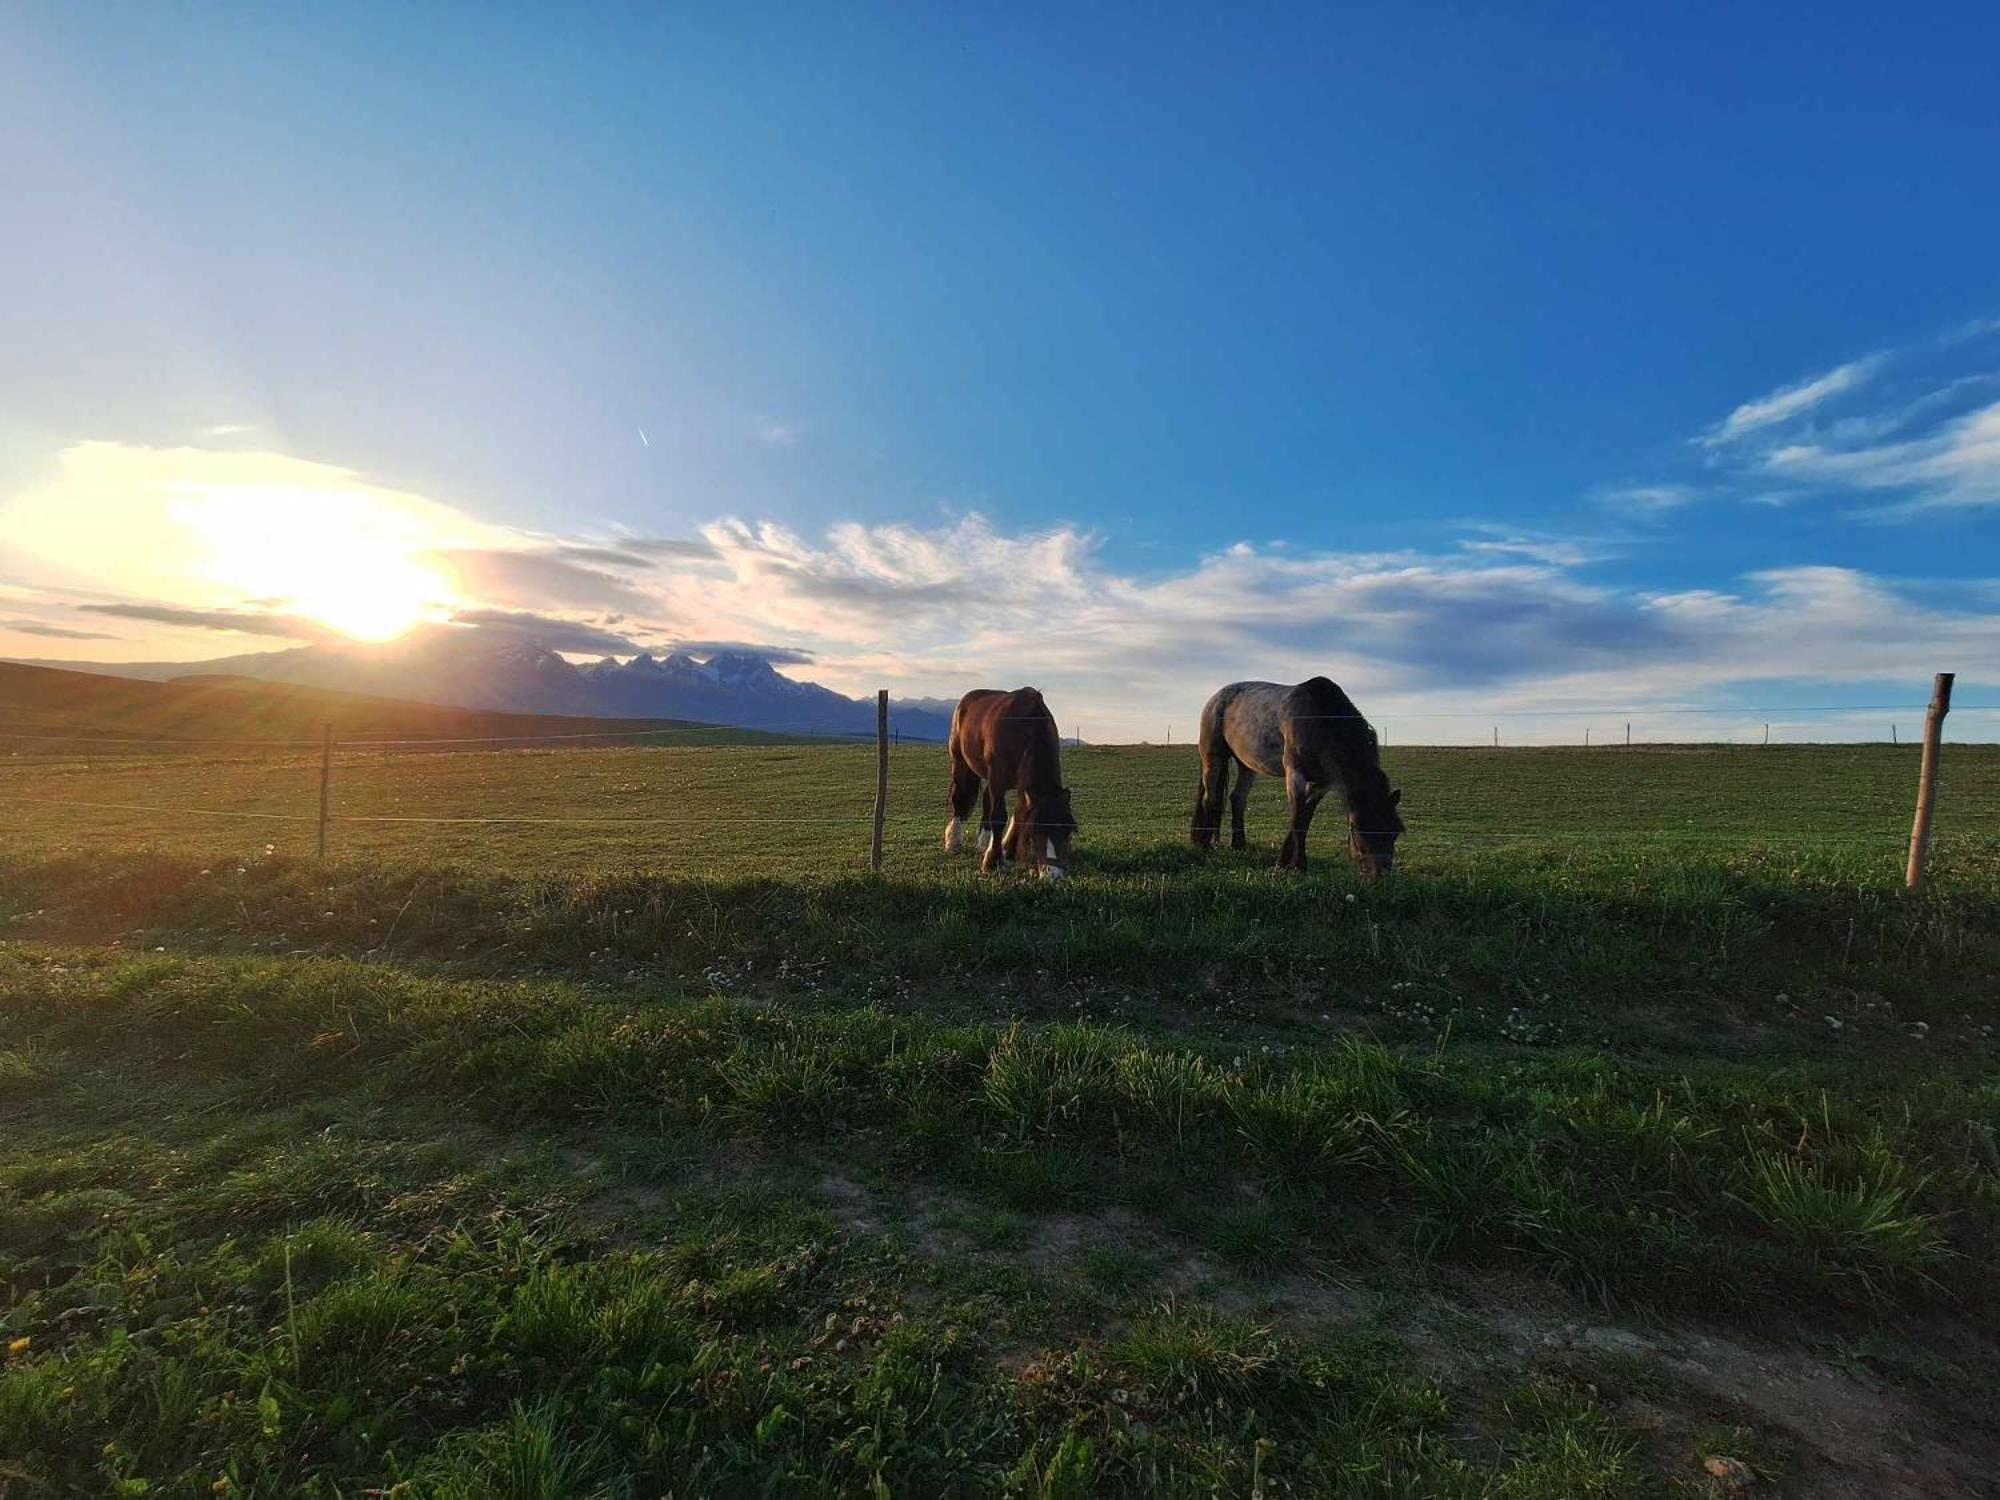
[14,629,956,740]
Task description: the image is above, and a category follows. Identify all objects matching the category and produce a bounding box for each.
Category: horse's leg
[1000,784,1023,863]
[1279,768,1329,872]
[1229,765,1257,850]
[980,785,1007,873]
[945,753,981,852]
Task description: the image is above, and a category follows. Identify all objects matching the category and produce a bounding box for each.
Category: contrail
[637,427,650,448]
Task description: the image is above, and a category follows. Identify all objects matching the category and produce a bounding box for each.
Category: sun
[172,480,459,643]
[286,549,449,642]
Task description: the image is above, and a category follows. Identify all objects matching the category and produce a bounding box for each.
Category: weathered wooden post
[317,723,333,860]
[871,690,888,873]
[1905,673,1954,890]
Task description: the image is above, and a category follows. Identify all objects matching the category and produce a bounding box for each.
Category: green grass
[1,741,1997,1492]
[0,659,794,757]
[1,958,1703,1496]
[3,738,1996,878]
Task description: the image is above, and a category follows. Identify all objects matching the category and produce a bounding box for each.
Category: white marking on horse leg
[1001,816,1017,857]
[978,829,993,854]
[1045,839,1056,861]
[1040,862,1066,882]
[944,816,963,852]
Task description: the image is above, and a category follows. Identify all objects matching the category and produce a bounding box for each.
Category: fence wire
[2,701,1993,872]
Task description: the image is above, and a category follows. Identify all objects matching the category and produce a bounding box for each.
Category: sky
[2,2,1997,742]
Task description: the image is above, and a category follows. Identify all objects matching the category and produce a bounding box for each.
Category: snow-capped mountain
[14,630,953,740]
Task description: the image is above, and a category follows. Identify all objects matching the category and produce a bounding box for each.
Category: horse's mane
[1296,677,1400,827]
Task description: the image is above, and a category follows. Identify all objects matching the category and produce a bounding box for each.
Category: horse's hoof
[1040,864,1067,883]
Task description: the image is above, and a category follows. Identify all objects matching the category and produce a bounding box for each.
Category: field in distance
[2,733,1998,1495]
[0,659,802,752]
[5,731,1998,876]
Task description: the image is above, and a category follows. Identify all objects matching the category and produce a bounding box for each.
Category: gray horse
[1190,678,1403,875]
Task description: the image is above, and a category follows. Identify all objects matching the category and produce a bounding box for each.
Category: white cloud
[1670,324,2000,516]
[606,516,1998,737]
[1705,356,1882,444]
[757,420,802,448]
[6,442,1994,742]
[1458,538,1595,567]
[1764,398,2000,512]
[1595,483,1697,514]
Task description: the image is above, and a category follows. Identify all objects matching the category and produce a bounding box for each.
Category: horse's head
[1346,778,1403,879]
[1026,786,1078,881]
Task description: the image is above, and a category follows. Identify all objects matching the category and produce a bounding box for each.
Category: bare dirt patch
[815,1179,1998,1498]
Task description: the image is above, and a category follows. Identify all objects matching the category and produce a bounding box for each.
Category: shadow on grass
[1,850,1995,1044]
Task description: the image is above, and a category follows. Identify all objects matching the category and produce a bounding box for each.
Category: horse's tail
[1190,756,1230,845]
[1191,686,1235,846]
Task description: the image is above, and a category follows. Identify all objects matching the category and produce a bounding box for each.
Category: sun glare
[171,481,458,643]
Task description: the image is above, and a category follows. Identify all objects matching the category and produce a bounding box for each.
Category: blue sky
[2,3,1997,739]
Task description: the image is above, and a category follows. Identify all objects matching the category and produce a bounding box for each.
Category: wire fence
[2,690,1995,881]
[6,701,2000,755]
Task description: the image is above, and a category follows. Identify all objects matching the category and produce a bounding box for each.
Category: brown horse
[945,687,1078,880]
[1191,678,1402,875]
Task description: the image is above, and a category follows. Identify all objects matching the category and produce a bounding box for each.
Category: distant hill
[10,629,954,741]
[0,661,802,753]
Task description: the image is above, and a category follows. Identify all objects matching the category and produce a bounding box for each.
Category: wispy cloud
[616,536,720,560]
[1456,536,1598,568]
[1666,320,2000,515]
[1764,399,2000,514]
[551,544,660,569]
[756,420,802,448]
[0,619,121,640]
[77,602,341,640]
[426,547,658,613]
[666,639,817,665]
[1704,356,1883,445]
[446,609,654,656]
[1595,483,1696,514]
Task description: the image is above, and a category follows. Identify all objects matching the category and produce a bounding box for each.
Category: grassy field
[2,741,1997,1496]
[0,660,798,755]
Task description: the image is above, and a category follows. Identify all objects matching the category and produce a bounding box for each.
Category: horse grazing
[945,687,1078,880]
[1191,678,1403,876]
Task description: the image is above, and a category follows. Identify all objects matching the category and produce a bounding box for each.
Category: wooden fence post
[317,723,333,860]
[1905,673,1954,890]
[871,691,888,874]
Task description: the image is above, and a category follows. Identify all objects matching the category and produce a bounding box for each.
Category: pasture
[2,739,1998,1496]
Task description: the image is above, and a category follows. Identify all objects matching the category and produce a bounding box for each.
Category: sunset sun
[171,479,460,642]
